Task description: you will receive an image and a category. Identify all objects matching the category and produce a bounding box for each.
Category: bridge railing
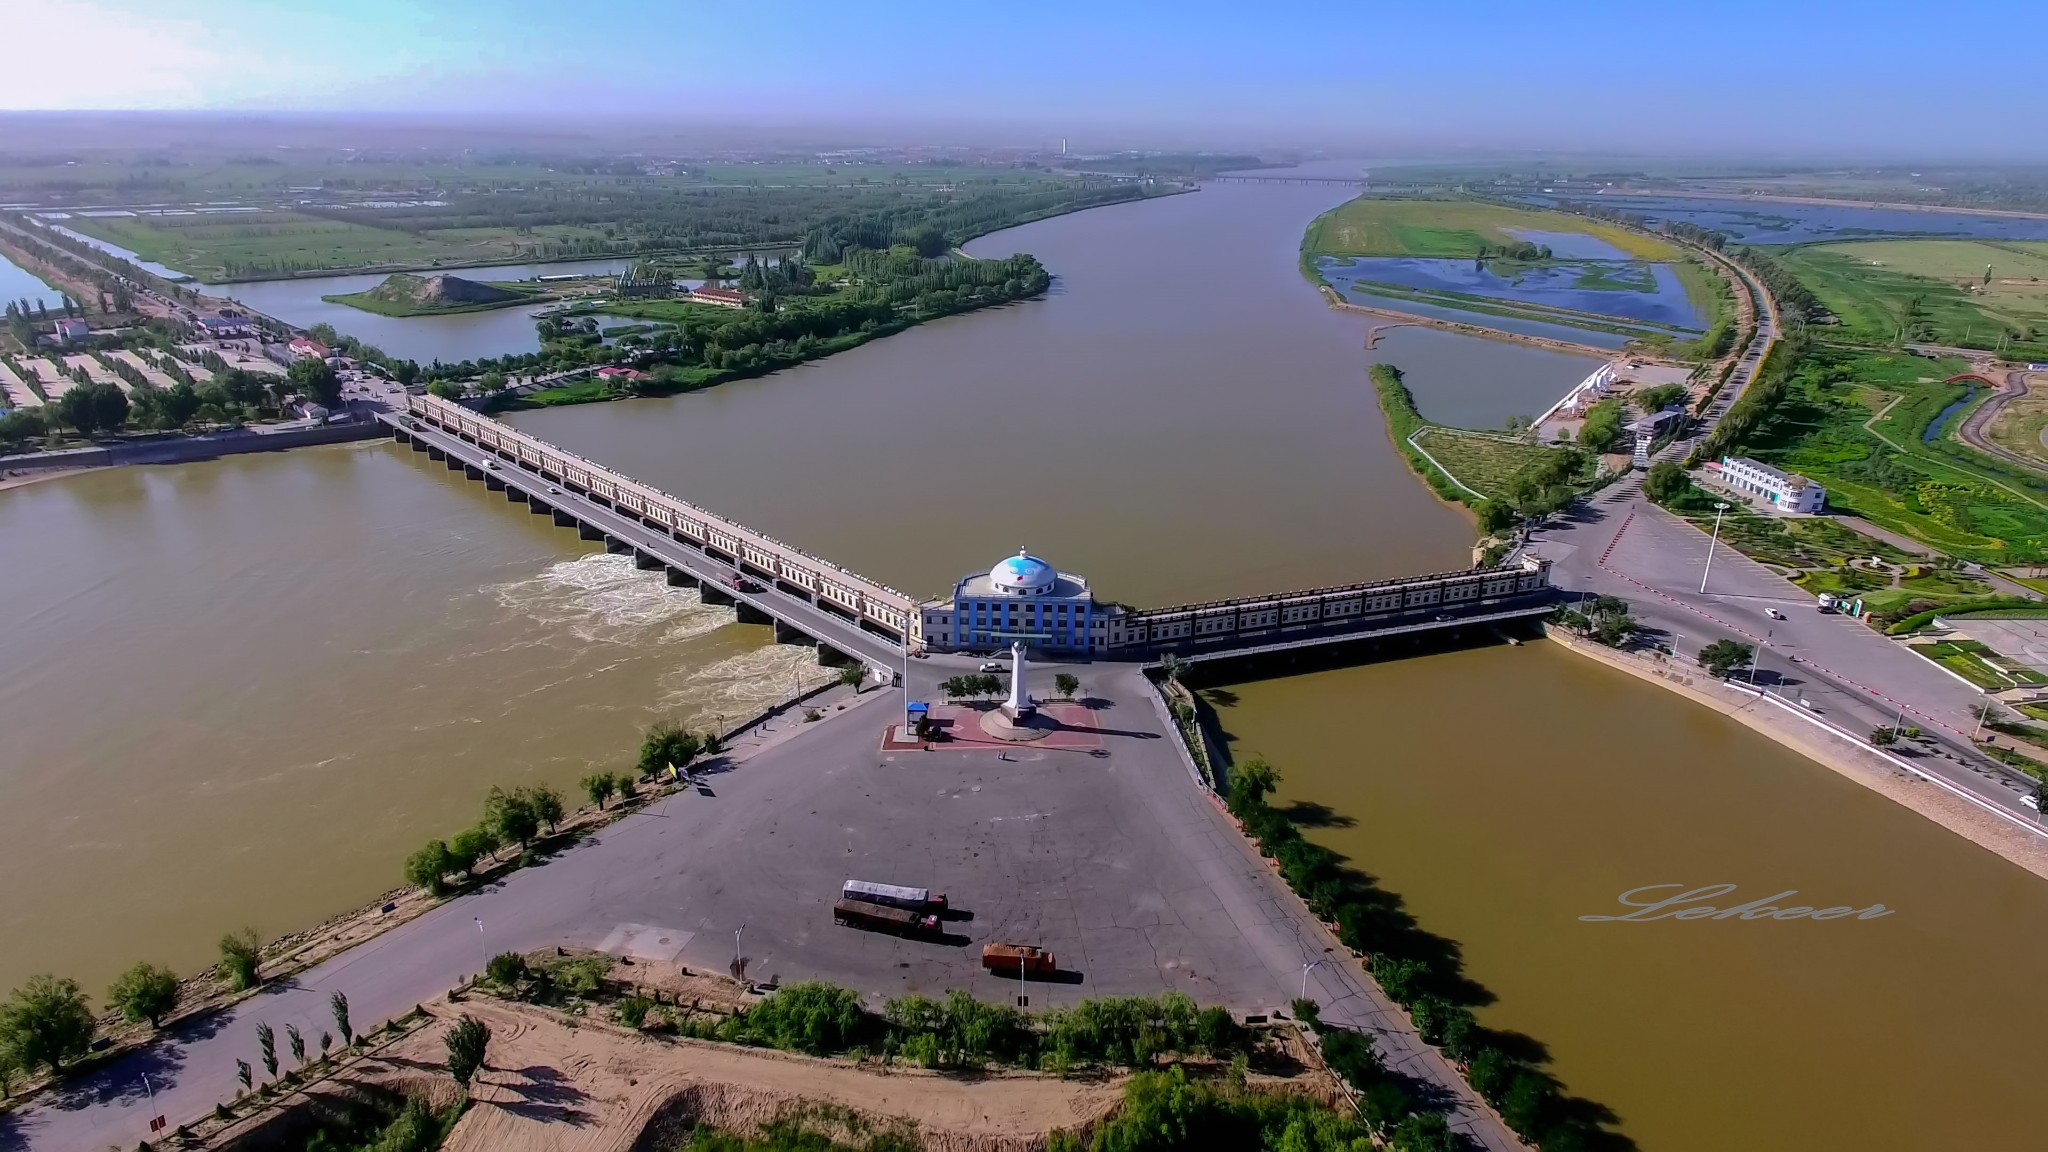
[403,393,920,644]
[1106,557,1550,650]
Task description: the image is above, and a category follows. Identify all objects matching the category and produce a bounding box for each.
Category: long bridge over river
[383,395,1557,672]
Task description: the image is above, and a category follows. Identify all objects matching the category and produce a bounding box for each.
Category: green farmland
[59,211,587,281]
[1411,427,1580,499]
[1301,197,1681,261]
[1779,239,2048,359]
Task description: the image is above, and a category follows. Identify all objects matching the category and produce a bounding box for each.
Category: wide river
[5,172,2044,1151]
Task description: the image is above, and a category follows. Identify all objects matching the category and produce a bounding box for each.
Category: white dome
[990,549,1057,596]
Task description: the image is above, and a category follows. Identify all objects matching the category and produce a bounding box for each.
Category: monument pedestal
[979,707,1057,742]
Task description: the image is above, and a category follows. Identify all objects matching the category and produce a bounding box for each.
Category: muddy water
[1207,643,2048,1152]
[0,444,832,993]
[505,179,1499,604]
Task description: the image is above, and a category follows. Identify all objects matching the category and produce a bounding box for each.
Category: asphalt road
[4,664,1521,1152]
[1533,499,2047,821]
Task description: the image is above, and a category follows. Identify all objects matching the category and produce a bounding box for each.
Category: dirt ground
[376,999,1128,1152]
[1982,371,2048,470]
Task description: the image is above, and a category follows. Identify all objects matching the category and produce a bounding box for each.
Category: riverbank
[503,289,1044,411]
[0,417,384,474]
[1320,286,1620,357]
[1548,627,2048,879]
[0,673,872,1117]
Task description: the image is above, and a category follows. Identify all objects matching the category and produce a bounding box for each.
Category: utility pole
[1974,695,1993,740]
[1700,502,1730,594]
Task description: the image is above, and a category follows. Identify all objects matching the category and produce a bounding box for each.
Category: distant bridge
[1208,175,1366,186]
[384,395,1555,670]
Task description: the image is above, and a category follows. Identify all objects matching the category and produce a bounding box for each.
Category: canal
[4,169,2043,1152]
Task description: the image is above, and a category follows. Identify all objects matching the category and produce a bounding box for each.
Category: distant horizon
[5,0,2046,163]
[0,109,2040,171]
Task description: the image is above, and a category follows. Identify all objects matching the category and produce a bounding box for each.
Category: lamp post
[734,922,745,979]
[1699,501,1730,595]
[1300,959,1325,1000]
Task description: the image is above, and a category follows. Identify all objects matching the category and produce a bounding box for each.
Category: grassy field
[1411,427,1579,499]
[1738,348,2048,561]
[1778,239,2048,358]
[321,279,549,317]
[59,212,571,280]
[1302,197,1681,261]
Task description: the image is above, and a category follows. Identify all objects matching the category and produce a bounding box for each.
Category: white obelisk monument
[1003,639,1035,719]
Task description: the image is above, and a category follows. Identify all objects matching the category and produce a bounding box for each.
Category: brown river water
[3,169,2043,1150]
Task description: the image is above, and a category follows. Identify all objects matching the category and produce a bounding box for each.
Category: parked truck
[833,898,940,937]
[842,879,949,913]
[982,942,1057,978]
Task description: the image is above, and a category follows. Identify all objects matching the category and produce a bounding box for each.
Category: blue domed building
[921,549,1110,653]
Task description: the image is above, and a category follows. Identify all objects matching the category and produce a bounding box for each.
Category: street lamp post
[734,922,746,980]
[1974,695,1993,740]
[1300,959,1325,1001]
[1699,501,1730,595]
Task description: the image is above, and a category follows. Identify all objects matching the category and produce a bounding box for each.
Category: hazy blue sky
[6,0,2038,158]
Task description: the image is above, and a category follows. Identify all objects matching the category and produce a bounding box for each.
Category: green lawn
[1412,428,1580,500]
[1301,197,1681,261]
[1736,348,2048,562]
[1778,240,2048,359]
[1909,640,2021,689]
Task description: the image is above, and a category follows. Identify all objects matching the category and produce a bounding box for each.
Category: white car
[979,662,1004,672]
[1766,608,1786,620]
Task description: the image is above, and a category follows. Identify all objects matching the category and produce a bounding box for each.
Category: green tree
[837,663,867,691]
[448,826,499,876]
[256,1020,277,1079]
[1869,725,1899,747]
[1228,758,1281,816]
[2034,781,2048,821]
[1697,639,1755,679]
[330,991,353,1047]
[219,928,262,991]
[1635,383,1688,411]
[637,721,701,778]
[530,784,565,833]
[1476,499,1519,535]
[0,1045,19,1101]
[106,962,181,1028]
[55,383,103,435]
[0,975,96,1074]
[287,356,341,407]
[485,786,540,850]
[286,1023,306,1069]
[486,952,528,986]
[581,771,618,810]
[444,1014,491,1090]
[90,381,129,432]
[1390,1111,1460,1152]
[404,840,454,895]
[425,379,463,400]
[1642,460,1695,507]
[236,1059,252,1094]
[1054,672,1080,699]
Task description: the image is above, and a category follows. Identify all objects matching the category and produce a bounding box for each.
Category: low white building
[1719,456,1825,513]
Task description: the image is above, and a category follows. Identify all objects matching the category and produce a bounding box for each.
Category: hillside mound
[366,272,526,307]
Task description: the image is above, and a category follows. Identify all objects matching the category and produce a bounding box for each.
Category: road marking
[1597,509,1972,740]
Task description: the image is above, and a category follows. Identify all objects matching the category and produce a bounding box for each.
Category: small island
[323,272,551,317]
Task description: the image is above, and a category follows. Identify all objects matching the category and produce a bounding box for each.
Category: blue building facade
[922,550,1098,652]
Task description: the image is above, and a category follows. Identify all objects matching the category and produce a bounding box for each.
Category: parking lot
[527,669,1312,1009]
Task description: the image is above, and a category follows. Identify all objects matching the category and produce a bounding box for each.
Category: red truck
[834,899,940,938]
[982,942,1057,978]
